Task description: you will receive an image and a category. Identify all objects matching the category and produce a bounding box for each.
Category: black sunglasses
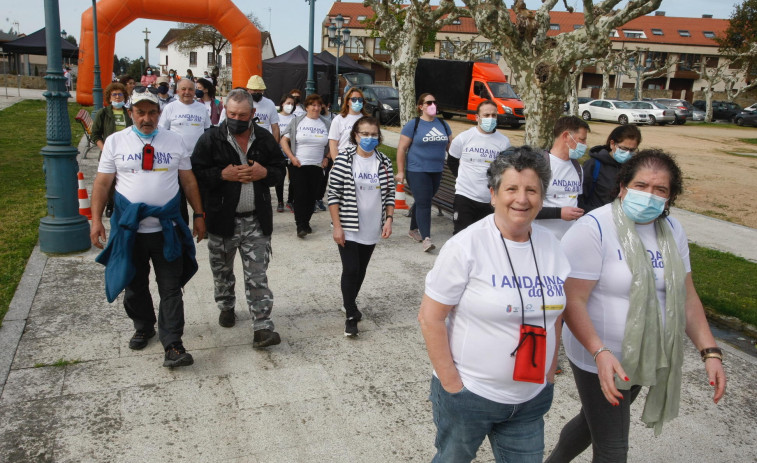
[133,86,159,95]
[142,144,154,171]
[423,101,437,106]
[350,97,364,103]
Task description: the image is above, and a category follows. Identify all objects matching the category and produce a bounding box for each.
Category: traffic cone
[77,172,92,220]
[394,182,409,210]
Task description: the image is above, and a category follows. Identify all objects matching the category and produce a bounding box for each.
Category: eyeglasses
[350,97,364,103]
[142,144,154,171]
[133,86,159,95]
[358,131,379,137]
[110,93,124,98]
[617,145,638,153]
[423,101,437,106]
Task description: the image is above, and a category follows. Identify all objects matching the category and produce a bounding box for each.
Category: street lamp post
[91,0,103,116]
[327,15,350,112]
[305,0,316,96]
[630,55,653,101]
[38,0,91,253]
[139,56,144,77]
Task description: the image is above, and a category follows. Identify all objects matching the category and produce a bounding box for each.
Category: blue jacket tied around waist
[95,191,198,302]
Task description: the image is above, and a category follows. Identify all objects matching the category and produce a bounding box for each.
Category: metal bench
[75,109,96,158]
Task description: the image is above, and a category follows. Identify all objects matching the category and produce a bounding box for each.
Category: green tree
[64,35,78,47]
[174,13,265,70]
[717,0,757,77]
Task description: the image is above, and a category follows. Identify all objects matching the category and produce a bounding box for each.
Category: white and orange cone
[77,172,92,220]
[394,183,409,210]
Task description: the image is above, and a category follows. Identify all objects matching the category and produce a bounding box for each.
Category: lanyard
[499,232,547,334]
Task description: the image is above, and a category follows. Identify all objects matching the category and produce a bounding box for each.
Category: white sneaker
[422,237,436,252]
[408,229,422,242]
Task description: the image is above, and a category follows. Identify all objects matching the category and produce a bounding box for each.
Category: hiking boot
[341,306,363,322]
[408,229,422,242]
[219,309,235,328]
[286,201,294,212]
[316,199,327,211]
[297,227,307,238]
[253,329,281,348]
[163,343,194,367]
[128,328,156,350]
[277,201,285,213]
[344,317,359,337]
[423,237,436,252]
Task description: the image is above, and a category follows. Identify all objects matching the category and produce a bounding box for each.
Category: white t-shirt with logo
[329,113,363,154]
[98,128,192,233]
[448,127,511,203]
[560,204,691,374]
[345,153,383,245]
[158,100,211,149]
[425,216,570,404]
[278,112,296,134]
[535,153,583,239]
[253,96,280,134]
[284,117,329,166]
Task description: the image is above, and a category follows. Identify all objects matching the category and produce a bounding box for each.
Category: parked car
[351,84,400,125]
[733,110,757,127]
[578,99,650,125]
[653,98,693,125]
[564,97,594,113]
[628,100,676,125]
[742,102,757,113]
[692,100,742,121]
[691,110,705,121]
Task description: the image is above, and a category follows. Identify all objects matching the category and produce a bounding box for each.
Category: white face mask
[283,104,294,114]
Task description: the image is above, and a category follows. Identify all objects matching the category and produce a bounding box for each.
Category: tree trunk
[569,73,579,117]
[600,71,610,100]
[516,69,571,148]
[393,46,421,126]
[704,86,714,122]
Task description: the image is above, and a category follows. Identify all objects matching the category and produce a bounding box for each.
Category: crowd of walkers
[88,73,727,463]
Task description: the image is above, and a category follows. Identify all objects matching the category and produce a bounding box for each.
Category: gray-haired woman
[419,146,567,462]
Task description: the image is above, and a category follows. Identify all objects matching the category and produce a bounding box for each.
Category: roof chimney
[655,11,666,16]
[702,14,713,18]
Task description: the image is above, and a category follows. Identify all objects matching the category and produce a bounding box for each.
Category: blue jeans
[429,375,554,463]
[407,171,442,239]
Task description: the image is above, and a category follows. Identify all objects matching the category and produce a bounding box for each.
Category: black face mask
[195,89,204,99]
[251,93,263,102]
[226,118,250,135]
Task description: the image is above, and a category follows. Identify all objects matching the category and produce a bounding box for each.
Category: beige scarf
[611,199,686,436]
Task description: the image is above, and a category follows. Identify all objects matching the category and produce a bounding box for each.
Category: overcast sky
[3,0,741,67]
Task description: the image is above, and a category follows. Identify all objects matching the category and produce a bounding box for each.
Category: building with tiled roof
[323,2,749,102]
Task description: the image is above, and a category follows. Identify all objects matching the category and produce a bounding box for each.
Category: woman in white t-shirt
[276,93,298,213]
[328,116,395,337]
[280,93,332,238]
[547,150,726,462]
[420,146,568,462]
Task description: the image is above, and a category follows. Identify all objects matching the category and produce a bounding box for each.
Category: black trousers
[317,157,334,200]
[453,194,493,235]
[123,230,185,349]
[290,164,323,228]
[337,240,376,319]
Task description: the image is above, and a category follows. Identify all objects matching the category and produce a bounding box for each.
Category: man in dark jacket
[191,89,287,348]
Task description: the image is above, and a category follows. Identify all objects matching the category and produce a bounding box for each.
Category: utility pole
[143,27,151,68]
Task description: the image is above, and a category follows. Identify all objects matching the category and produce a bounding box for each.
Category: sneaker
[344,317,359,337]
[313,204,319,213]
[286,201,294,212]
[219,309,235,328]
[305,224,313,234]
[163,343,194,367]
[128,328,156,350]
[340,306,363,322]
[408,229,422,242]
[555,363,564,375]
[316,199,327,211]
[277,201,284,213]
[422,237,436,252]
[297,227,307,238]
[253,329,282,348]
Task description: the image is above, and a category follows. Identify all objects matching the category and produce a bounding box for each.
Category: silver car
[578,99,649,125]
[653,98,694,125]
[629,101,676,125]
[691,110,705,121]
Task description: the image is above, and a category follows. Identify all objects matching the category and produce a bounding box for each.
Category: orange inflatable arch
[77,0,261,106]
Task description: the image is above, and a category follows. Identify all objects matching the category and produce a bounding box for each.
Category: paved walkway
[0,98,755,461]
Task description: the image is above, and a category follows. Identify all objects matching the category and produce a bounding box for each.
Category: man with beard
[90,87,206,368]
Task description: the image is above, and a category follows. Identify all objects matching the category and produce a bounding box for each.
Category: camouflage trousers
[207,215,274,331]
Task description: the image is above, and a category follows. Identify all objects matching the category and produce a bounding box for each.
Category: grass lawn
[0,100,86,326]
[739,138,757,145]
[690,244,757,327]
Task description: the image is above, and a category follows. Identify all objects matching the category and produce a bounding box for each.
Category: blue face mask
[351,101,363,112]
[621,188,667,223]
[613,148,632,164]
[359,136,379,152]
[111,101,125,109]
[131,125,157,139]
[479,117,497,133]
[568,133,587,160]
